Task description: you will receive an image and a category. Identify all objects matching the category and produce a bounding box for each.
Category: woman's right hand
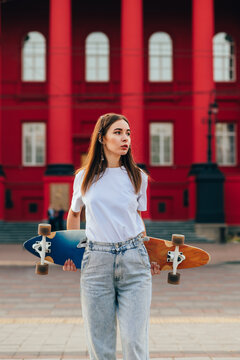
[63,259,77,272]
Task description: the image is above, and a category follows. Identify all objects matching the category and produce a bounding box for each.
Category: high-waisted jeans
[80,234,152,360]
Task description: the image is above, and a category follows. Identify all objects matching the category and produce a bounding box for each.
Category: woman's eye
[114,131,130,136]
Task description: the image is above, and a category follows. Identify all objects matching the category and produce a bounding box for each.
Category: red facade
[1,0,240,224]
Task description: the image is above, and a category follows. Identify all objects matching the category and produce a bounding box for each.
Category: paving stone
[176,358,212,360]
[212,358,240,360]
[59,298,80,303]
[51,310,82,316]
[157,309,182,315]
[15,304,56,309]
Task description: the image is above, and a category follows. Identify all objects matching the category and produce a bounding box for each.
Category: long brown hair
[76,113,147,195]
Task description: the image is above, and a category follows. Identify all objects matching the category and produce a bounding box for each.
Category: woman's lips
[121,145,128,149]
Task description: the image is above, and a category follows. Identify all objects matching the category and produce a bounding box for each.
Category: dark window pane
[158,202,166,213]
[29,203,38,213]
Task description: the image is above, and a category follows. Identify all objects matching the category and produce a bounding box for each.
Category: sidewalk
[0,242,239,359]
[1,314,240,359]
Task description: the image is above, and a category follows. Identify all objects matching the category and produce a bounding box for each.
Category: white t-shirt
[71,166,148,243]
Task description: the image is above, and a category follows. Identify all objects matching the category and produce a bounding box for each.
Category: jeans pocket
[137,243,151,269]
[81,249,91,271]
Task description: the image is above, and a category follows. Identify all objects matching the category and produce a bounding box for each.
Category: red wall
[2,0,49,220]
[1,0,240,223]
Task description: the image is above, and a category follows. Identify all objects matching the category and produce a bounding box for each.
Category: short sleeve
[70,170,85,212]
[137,171,148,211]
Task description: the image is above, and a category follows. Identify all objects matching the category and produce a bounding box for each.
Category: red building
[1,0,240,234]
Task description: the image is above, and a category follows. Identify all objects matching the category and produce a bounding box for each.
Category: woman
[63,113,160,360]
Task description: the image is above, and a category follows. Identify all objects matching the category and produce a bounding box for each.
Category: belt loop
[134,237,140,247]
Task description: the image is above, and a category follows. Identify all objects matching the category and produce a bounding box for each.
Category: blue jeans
[80,234,152,360]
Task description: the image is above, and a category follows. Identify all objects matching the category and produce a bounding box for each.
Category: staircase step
[0,221,213,244]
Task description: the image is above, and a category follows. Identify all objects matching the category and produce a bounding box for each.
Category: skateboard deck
[24,229,87,269]
[24,224,210,283]
[145,237,210,271]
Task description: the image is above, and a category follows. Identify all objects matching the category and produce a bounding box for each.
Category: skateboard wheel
[38,224,51,236]
[168,272,180,285]
[172,234,185,245]
[35,262,49,275]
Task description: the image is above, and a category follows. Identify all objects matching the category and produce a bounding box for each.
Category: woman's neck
[106,159,121,168]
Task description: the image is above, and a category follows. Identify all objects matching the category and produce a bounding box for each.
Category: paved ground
[0,242,239,359]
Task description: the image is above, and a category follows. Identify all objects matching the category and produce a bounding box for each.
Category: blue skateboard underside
[23,230,87,269]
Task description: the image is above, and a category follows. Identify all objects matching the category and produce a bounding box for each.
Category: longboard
[23,224,210,284]
[145,237,210,270]
[24,228,86,272]
[145,236,210,284]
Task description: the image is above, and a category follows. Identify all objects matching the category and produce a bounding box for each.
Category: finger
[67,259,71,271]
[63,260,68,271]
[71,261,77,271]
[153,264,160,274]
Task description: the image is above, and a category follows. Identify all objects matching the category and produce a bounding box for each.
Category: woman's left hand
[151,262,161,276]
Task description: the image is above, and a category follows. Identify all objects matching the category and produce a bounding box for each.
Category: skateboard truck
[33,240,51,257]
[34,224,52,275]
[167,234,185,285]
[77,237,87,248]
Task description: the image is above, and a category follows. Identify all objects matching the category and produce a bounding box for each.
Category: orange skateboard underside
[144,237,210,271]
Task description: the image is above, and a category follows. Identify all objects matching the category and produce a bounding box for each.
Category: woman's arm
[137,210,160,276]
[137,210,146,236]
[66,208,82,230]
[63,207,82,271]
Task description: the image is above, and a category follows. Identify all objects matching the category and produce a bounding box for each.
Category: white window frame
[149,32,173,82]
[22,31,46,82]
[85,32,109,82]
[213,32,236,82]
[150,122,173,166]
[22,123,46,166]
[216,123,237,166]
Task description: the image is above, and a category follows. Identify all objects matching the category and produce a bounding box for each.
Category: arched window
[149,32,173,82]
[213,32,235,82]
[22,31,46,82]
[85,32,109,82]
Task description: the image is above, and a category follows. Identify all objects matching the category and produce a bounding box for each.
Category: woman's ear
[99,135,105,145]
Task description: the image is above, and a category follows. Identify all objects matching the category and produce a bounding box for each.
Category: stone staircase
[0,220,212,244]
[144,220,212,243]
[0,222,40,244]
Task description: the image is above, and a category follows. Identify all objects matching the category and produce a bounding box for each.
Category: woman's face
[103,119,131,157]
